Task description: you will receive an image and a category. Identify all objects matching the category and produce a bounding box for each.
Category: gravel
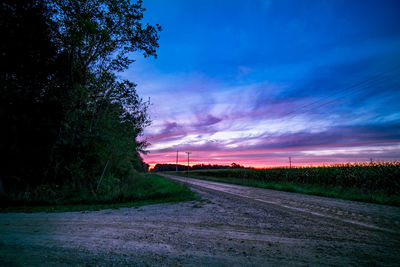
[1,174,399,266]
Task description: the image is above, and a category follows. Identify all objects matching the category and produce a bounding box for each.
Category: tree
[47,0,160,189]
[0,0,160,198]
[0,0,60,192]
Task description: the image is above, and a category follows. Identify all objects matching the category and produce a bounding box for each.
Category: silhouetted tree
[0,0,160,198]
[1,0,60,192]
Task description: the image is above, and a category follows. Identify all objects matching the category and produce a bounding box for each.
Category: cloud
[193,114,222,127]
[131,1,400,167]
[145,121,400,163]
[160,121,179,135]
[232,123,400,152]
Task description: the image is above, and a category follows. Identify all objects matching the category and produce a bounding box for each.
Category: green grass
[167,162,400,206]
[0,174,197,212]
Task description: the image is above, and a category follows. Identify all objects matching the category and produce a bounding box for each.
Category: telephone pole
[176,150,179,172]
[185,152,192,176]
[289,157,292,168]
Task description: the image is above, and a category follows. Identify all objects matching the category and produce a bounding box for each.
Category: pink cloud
[143,122,400,168]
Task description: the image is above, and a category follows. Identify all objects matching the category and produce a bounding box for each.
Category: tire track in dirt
[161,174,400,234]
[1,174,400,266]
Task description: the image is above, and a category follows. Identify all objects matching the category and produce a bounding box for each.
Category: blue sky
[122,0,400,167]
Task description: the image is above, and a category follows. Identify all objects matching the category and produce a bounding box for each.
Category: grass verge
[0,174,197,212]
[168,172,400,206]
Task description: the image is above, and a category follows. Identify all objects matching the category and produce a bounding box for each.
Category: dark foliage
[1,0,59,192]
[0,0,160,202]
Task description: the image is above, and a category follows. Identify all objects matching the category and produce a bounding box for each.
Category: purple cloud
[193,114,222,127]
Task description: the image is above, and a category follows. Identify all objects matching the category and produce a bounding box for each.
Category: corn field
[188,162,400,196]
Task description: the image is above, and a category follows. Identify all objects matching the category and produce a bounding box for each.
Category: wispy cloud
[130,0,400,167]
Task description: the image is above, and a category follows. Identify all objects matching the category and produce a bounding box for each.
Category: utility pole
[289,157,292,168]
[176,150,179,172]
[185,152,192,177]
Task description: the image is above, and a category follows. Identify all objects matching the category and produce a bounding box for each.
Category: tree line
[151,163,245,172]
[0,0,160,202]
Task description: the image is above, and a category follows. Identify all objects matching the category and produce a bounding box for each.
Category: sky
[122,0,400,168]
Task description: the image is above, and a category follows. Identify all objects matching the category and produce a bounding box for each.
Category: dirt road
[1,174,399,266]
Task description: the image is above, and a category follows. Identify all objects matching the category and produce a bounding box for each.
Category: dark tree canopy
[0,0,160,202]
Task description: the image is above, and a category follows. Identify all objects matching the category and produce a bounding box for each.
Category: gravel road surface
[1,174,399,266]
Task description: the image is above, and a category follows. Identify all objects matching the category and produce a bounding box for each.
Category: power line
[176,150,179,172]
[185,152,192,177]
[281,66,400,120]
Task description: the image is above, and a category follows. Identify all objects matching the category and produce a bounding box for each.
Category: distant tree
[230,163,244,169]
[150,163,246,172]
[152,164,187,172]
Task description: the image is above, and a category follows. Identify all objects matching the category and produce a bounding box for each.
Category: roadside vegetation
[0,0,172,209]
[168,162,400,206]
[0,174,196,212]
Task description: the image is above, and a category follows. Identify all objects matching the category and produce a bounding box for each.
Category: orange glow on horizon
[145,159,388,170]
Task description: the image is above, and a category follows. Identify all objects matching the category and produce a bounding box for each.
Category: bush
[1,174,194,209]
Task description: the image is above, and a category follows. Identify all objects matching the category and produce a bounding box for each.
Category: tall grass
[0,174,196,212]
[174,162,400,206]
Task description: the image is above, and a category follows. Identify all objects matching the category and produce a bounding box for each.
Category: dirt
[1,174,399,266]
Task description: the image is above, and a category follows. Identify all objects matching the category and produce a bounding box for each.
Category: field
[169,162,400,206]
[0,174,196,212]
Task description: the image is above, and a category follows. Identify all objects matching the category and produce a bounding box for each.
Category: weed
[0,174,196,212]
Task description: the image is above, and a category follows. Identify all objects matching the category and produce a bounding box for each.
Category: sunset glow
[124,0,400,169]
